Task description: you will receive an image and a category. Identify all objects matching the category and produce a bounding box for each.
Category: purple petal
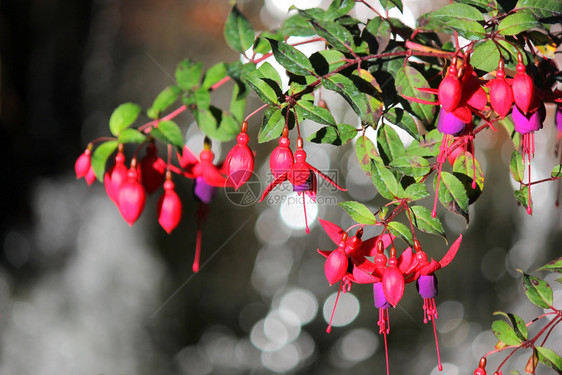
[437,107,466,136]
[416,274,438,299]
[373,282,391,309]
[193,176,216,204]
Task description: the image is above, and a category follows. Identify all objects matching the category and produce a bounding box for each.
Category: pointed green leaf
[410,205,446,238]
[377,124,405,163]
[493,311,528,341]
[230,84,246,122]
[538,256,562,273]
[552,164,562,178]
[310,49,347,76]
[515,0,562,19]
[258,107,284,143]
[91,140,119,182]
[370,156,400,199]
[453,151,484,204]
[492,320,523,346]
[455,0,502,12]
[268,39,315,76]
[194,106,239,142]
[379,0,403,12]
[510,151,525,183]
[224,5,255,53]
[176,59,203,91]
[281,13,316,37]
[356,136,378,173]
[417,3,486,40]
[109,103,141,137]
[325,0,356,20]
[384,107,420,141]
[434,171,470,222]
[117,128,147,144]
[514,185,531,211]
[407,129,443,157]
[339,201,377,224]
[390,155,431,177]
[308,124,356,145]
[536,346,562,372]
[388,221,414,247]
[404,183,430,201]
[520,270,553,308]
[202,62,228,90]
[310,19,353,52]
[147,86,182,119]
[471,40,500,73]
[498,10,541,36]
[243,65,282,106]
[296,100,336,125]
[156,120,184,150]
[395,65,436,126]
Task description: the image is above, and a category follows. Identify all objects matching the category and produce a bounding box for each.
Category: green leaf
[258,107,284,143]
[434,171,470,222]
[117,128,147,144]
[417,3,486,40]
[388,221,414,247]
[515,0,562,19]
[338,201,377,224]
[243,66,281,106]
[510,151,525,183]
[257,61,282,87]
[379,0,403,12]
[356,136,378,173]
[156,120,184,150]
[453,151,484,204]
[310,49,347,76]
[407,129,443,157]
[310,19,354,52]
[201,62,228,90]
[109,103,141,137]
[454,0,503,12]
[268,39,315,76]
[281,14,316,37]
[492,320,523,346]
[370,156,400,200]
[395,65,436,127]
[493,311,528,341]
[230,84,246,122]
[193,106,239,142]
[224,5,255,53]
[377,124,405,163]
[384,107,420,141]
[296,100,336,125]
[551,164,562,178]
[410,205,446,238]
[390,155,431,177]
[538,256,562,273]
[176,59,203,91]
[498,10,540,36]
[536,347,562,372]
[404,183,430,201]
[308,124,356,145]
[520,270,553,308]
[147,86,182,119]
[91,140,119,182]
[471,40,500,73]
[514,185,531,211]
[325,0,356,20]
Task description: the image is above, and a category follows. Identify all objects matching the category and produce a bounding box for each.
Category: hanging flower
[104,144,129,204]
[139,142,166,195]
[224,121,254,190]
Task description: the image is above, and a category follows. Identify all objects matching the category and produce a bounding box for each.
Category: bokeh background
[1,0,561,374]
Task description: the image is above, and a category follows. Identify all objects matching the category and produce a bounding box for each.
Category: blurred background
[1,0,561,374]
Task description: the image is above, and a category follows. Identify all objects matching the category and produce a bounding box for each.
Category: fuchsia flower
[75,145,92,179]
[488,60,513,119]
[260,137,346,233]
[223,121,255,190]
[269,127,294,178]
[157,172,182,234]
[512,54,536,115]
[438,62,462,113]
[104,144,128,204]
[117,160,147,226]
[139,142,166,194]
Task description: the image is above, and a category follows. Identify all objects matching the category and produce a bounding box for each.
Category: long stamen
[433,134,450,218]
[525,134,532,215]
[302,194,310,234]
[383,310,390,375]
[432,314,443,371]
[327,279,344,333]
[193,227,202,273]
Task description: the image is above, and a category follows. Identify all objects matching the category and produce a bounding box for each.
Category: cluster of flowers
[317,218,462,373]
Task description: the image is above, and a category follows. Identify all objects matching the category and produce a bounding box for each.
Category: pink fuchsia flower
[512,53,536,115]
[488,59,514,119]
[438,61,462,113]
[260,137,346,233]
[104,144,128,204]
[178,139,233,188]
[75,144,92,179]
[269,127,294,178]
[139,142,166,195]
[117,159,146,226]
[224,121,255,191]
[157,172,182,234]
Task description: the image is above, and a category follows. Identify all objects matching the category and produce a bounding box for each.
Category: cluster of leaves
[488,257,562,374]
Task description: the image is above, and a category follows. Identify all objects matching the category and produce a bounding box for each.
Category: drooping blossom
[117,159,146,226]
[260,137,346,233]
[157,171,182,233]
[223,121,255,190]
[139,142,166,194]
[104,144,128,204]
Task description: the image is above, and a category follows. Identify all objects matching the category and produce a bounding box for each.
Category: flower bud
[438,63,462,112]
[489,61,513,119]
[75,148,91,179]
[157,176,182,233]
[118,165,146,226]
[512,55,535,115]
[325,248,348,285]
[270,127,294,178]
[139,142,166,194]
[104,147,128,204]
[525,351,538,374]
[224,126,254,190]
